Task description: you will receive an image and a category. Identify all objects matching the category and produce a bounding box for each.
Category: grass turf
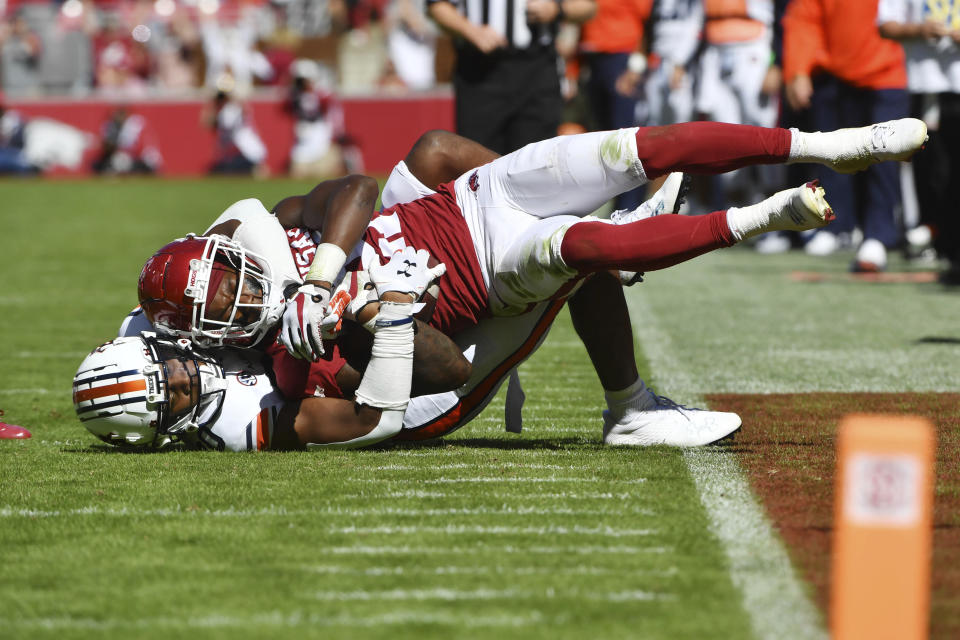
[0,178,749,639]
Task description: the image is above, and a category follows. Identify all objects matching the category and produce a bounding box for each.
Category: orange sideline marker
[831,414,935,640]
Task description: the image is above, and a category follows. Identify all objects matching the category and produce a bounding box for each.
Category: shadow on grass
[915,336,960,345]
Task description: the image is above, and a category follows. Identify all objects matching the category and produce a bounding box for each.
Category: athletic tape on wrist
[354,302,414,410]
[305,243,347,283]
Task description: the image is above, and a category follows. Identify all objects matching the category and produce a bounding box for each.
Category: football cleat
[757,180,834,235]
[803,118,928,174]
[603,391,742,447]
[613,173,689,285]
[609,172,690,225]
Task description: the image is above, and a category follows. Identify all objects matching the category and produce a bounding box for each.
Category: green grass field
[1,178,958,639]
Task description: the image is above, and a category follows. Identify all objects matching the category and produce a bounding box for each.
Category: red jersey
[364,182,489,336]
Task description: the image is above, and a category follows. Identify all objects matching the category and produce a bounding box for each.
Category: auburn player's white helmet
[138,234,284,347]
[72,333,228,448]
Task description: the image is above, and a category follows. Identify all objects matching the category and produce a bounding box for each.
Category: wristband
[305,243,347,283]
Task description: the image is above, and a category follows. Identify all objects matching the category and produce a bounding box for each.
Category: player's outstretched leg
[559,181,834,275]
[788,118,928,174]
[632,119,927,179]
[568,274,742,447]
[603,380,742,446]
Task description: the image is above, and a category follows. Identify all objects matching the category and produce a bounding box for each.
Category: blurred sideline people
[878,0,960,284]
[385,0,438,91]
[427,0,597,154]
[577,0,652,210]
[0,95,38,174]
[92,107,163,175]
[0,10,42,97]
[641,0,702,129]
[696,0,782,211]
[287,59,363,178]
[784,0,909,272]
[207,86,267,176]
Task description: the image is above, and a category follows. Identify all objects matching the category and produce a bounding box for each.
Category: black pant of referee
[453,45,563,155]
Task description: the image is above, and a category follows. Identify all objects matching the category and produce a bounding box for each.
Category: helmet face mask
[73,334,228,449]
[139,235,280,348]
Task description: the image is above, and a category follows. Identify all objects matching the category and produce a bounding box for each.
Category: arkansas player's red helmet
[138,234,281,347]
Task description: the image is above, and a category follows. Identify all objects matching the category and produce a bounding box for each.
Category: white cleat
[612,172,690,285]
[763,180,835,234]
[808,118,928,174]
[602,391,742,447]
[609,172,690,225]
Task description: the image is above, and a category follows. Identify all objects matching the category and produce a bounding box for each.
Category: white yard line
[627,293,827,640]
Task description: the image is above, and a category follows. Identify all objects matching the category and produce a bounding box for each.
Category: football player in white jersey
[75,248,446,451]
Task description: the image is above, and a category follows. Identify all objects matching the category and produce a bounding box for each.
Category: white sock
[726,200,777,242]
[787,127,837,164]
[605,378,651,419]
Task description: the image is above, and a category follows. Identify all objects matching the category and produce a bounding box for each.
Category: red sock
[560,211,736,274]
[635,122,792,179]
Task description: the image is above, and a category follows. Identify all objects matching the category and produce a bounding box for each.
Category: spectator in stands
[92,107,162,175]
[577,0,652,210]
[384,0,438,91]
[0,95,38,175]
[91,11,152,95]
[287,58,362,177]
[878,0,960,284]
[784,0,910,272]
[427,0,596,154]
[0,10,43,97]
[207,87,267,176]
[199,4,274,94]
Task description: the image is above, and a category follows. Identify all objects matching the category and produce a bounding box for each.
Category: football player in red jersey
[132,118,927,447]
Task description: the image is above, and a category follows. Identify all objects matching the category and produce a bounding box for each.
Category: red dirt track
[707,393,960,639]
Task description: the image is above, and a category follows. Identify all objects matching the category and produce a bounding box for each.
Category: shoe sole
[798,180,835,228]
[664,173,691,214]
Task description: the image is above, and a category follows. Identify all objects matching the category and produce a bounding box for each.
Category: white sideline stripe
[303,564,680,578]
[329,524,655,537]
[324,545,670,555]
[0,504,654,518]
[381,491,647,501]
[0,388,54,395]
[628,294,827,640]
[415,477,647,484]
[371,463,597,471]
[311,588,673,602]
[0,611,546,631]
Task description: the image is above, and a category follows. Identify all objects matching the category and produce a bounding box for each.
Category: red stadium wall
[8,92,454,176]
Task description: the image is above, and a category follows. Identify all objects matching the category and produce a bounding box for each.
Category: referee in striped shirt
[428,0,595,154]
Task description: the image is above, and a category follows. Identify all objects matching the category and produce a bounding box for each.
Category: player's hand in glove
[278,283,331,361]
[370,247,446,301]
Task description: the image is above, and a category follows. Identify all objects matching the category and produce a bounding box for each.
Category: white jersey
[117,311,285,451]
[878,0,960,94]
[182,348,285,452]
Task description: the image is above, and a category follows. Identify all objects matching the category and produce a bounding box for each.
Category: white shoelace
[871,124,894,151]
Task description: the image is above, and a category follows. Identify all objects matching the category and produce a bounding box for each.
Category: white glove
[369,247,446,301]
[278,283,331,360]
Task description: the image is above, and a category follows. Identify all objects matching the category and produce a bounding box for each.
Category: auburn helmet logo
[236,372,257,386]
